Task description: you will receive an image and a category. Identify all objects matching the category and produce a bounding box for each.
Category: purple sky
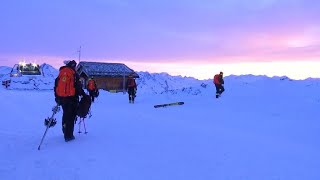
[0,0,320,67]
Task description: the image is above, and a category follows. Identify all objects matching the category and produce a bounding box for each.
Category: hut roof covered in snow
[77,61,139,78]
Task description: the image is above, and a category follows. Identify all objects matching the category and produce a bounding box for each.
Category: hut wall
[94,77,126,91]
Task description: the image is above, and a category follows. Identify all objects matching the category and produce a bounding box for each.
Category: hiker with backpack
[126,73,137,103]
[213,71,225,98]
[87,77,98,103]
[54,60,85,142]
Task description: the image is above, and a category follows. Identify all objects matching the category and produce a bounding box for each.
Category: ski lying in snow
[154,102,184,108]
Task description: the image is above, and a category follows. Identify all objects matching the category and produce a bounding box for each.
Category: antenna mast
[78,46,82,64]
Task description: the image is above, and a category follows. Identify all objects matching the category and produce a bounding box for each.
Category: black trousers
[89,90,96,102]
[215,84,225,95]
[128,87,136,101]
[61,102,78,139]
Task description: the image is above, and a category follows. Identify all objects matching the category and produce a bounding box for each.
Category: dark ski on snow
[154,102,184,108]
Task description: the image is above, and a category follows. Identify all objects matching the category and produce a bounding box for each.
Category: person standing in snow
[126,73,137,103]
[213,71,225,98]
[54,60,85,142]
[87,77,98,103]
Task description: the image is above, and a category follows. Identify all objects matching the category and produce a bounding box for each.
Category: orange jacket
[87,79,96,91]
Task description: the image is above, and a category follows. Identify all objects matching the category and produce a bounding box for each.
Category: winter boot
[65,135,75,142]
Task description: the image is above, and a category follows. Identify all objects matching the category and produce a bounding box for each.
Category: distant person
[126,73,137,103]
[87,77,98,103]
[54,60,85,142]
[213,71,225,98]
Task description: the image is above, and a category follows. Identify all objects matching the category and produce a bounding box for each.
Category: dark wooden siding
[94,77,126,91]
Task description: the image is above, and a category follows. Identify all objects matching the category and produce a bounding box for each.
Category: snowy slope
[40,63,59,78]
[1,75,320,180]
[0,66,11,80]
[136,72,209,95]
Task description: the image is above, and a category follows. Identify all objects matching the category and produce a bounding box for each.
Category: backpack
[127,78,136,88]
[55,67,76,97]
[214,74,220,84]
[77,94,92,118]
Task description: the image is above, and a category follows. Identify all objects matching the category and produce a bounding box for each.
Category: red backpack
[55,67,76,97]
[127,78,136,88]
[214,74,220,84]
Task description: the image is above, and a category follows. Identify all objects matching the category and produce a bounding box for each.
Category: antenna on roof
[77,46,82,64]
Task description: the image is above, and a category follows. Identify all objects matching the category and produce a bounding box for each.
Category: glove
[55,97,62,105]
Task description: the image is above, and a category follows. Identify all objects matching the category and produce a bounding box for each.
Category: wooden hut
[76,61,139,92]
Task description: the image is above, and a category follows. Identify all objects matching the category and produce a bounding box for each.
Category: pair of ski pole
[77,108,92,134]
[77,117,88,134]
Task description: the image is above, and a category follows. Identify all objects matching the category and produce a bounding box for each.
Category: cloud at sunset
[0,0,319,79]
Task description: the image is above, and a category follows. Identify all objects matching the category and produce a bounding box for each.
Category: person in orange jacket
[126,74,137,103]
[213,71,225,98]
[87,78,98,103]
[54,60,85,142]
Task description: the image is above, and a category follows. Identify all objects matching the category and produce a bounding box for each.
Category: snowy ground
[1,78,320,180]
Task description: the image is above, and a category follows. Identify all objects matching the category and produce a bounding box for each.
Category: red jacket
[87,79,97,91]
[213,74,224,85]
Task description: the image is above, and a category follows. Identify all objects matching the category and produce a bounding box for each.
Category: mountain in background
[0,64,319,95]
[0,66,11,80]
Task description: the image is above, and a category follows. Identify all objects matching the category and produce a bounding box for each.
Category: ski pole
[83,118,87,134]
[78,118,82,133]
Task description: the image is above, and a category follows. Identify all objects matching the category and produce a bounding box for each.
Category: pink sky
[0,0,319,79]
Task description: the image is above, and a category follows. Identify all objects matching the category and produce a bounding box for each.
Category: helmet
[64,60,77,69]
[219,71,223,75]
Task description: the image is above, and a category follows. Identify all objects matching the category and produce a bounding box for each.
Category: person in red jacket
[213,71,225,98]
[126,74,137,103]
[87,78,98,103]
[54,60,85,142]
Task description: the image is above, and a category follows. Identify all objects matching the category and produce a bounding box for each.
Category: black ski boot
[65,135,75,142]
